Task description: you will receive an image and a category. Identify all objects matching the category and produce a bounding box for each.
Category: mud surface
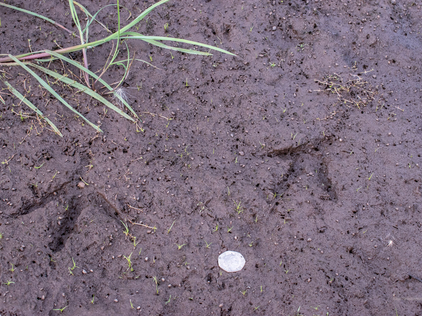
[1,0,422,315]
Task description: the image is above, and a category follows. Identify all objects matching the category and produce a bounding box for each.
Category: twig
[142,111,172,121]
[409,274,422,283]
[96,191,123,218]
[127,204,144,212]
[128,219,156,230]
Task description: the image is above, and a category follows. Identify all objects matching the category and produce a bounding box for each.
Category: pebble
[77,182,85,189]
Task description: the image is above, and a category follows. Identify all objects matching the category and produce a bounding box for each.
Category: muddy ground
[1,0,422,315]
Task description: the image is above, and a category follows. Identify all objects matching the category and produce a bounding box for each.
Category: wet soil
[1,0,422,315]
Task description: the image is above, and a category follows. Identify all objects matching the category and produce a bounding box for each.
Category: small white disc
[218,251,246,273]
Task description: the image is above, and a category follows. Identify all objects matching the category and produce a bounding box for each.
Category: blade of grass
[134,59,161,70]
[0,3,76,37]
[107,42,132,90]
[8,55,101,132]
[78,2,133,36]
[118,0,171,34]
[73,1,112,34]
[2,80,63,136]
[139,38,212,56]
[103,0,122,74]
[118,32,212,56]
[69,0,83,37]
[121,33,235,56]
[29,63,135,122]
[45,50,138,118]
[69,0,90,88]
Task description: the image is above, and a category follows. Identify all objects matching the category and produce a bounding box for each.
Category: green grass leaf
[1,80,62,136]
[138,37,212,56]
[69,0,83,37]
[8,54,101,132]
[0,3,75,36]
[121,32,235,56]
[74,1,113,36]
[45,50,138,118]
[28,63,135,122]
[119,0,171,34]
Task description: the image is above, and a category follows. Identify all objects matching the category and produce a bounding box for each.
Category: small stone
[272,26,276,31]
[114,299,118,303]
[239,151,245,156]
[77,182,85,189]
[82,269,87,274]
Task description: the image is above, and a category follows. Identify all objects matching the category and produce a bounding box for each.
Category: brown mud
[1,0,422,315]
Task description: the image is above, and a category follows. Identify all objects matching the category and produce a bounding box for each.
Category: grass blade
[69,0,90,87]
[121,32,235,56]
[119,0,171,34]
[141,39,212,56]
[108,41,132,90]
[0,3,76,37]
[69,0,83,35]
[134,59,161,70]
[45,50,138,118]
[73,1,112,34]
[104,0,122,73]
[8,55,102,132]
[29,63,135,122]
[2,80,63,136]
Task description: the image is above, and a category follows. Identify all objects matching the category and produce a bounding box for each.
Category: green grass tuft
[0,0,235,135]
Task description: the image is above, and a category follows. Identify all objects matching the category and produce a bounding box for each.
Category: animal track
[266,137,337,202]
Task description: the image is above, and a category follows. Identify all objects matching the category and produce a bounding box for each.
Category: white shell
[218,251,246,273]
